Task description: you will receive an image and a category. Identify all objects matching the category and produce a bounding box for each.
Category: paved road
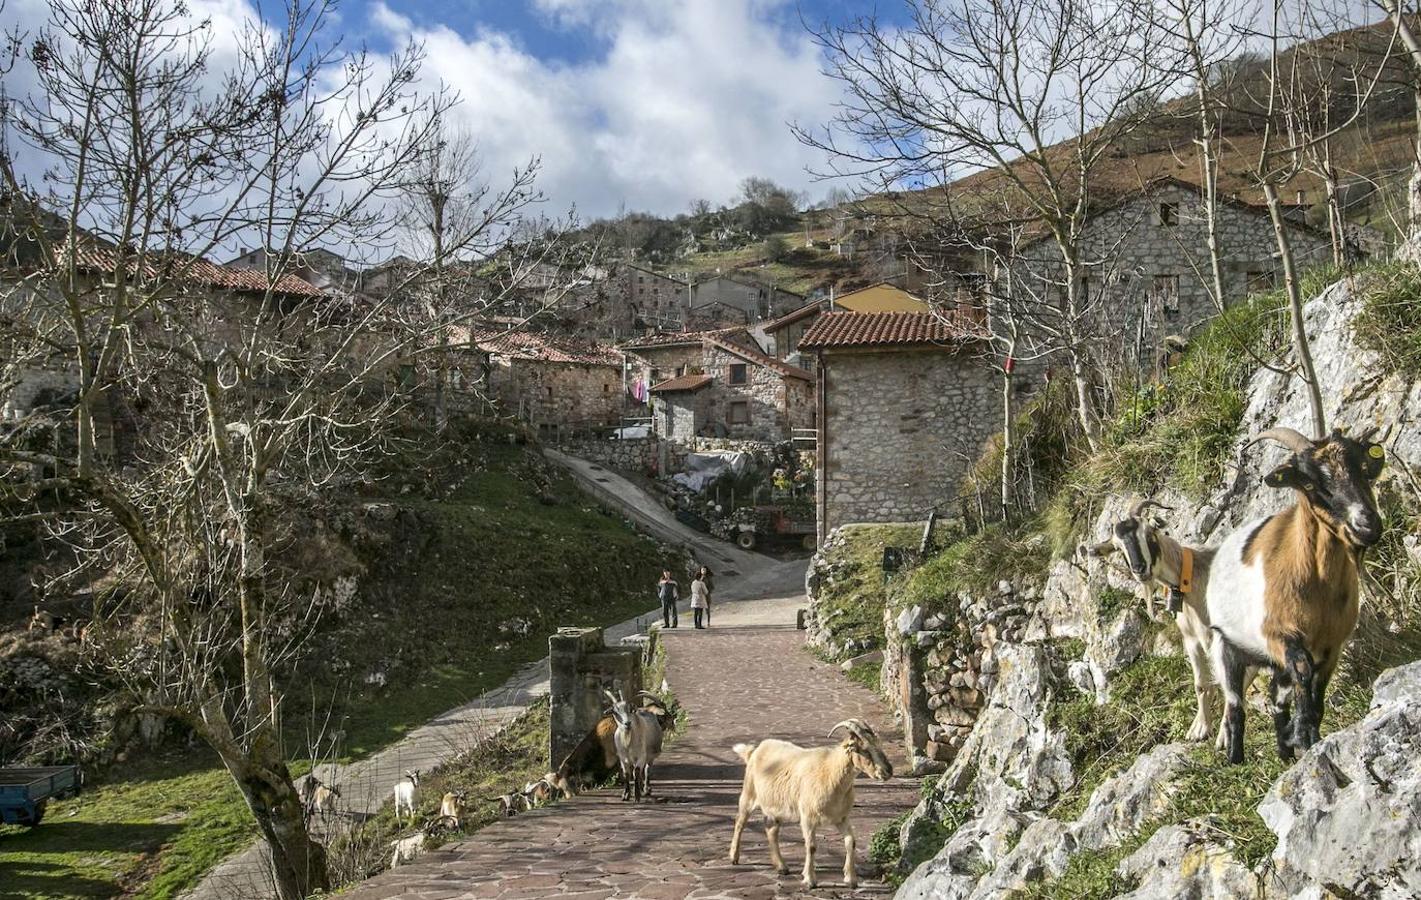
[343,596,920,900]
[544,449,808,603]
[186,454,807,900]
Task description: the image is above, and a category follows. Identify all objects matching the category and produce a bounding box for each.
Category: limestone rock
[1369,659,1421,711]
[1258,668,1421,900]
[1069,742,1191,852]
[899,604,925,636]
[963,818,1076,898]
[1112,820,1262,899]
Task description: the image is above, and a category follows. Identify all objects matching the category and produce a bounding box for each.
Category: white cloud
[368,0,843,220]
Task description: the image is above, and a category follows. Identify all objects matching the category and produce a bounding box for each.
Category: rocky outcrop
[1259,660,1421,899]
[892,273,1421,898]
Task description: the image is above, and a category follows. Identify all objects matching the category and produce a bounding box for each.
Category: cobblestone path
[343,598,919,899]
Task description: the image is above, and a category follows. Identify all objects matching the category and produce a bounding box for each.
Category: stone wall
[1006,181,1336,371]
[548,626,643,767]
[487,359,624,430]
[555,436,659,473]
[818,347,998,537]
[698,343,795,441]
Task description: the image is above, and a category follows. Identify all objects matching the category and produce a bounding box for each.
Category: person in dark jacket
[658,571,680,628]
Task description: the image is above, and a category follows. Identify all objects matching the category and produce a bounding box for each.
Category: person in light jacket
[658,571,680,628]
[690,570,710,629]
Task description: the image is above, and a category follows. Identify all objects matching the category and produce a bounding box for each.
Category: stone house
[997,177,1339,371]
[475,330,625,433]
[616,263,688,333]
[801,311,996,542]
[688,274,803,323]
[623,328,814,442]
[763,299,828,365]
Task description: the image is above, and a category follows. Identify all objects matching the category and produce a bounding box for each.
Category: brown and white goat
[1207,427,1385,764]
[549,715,619,797]
[1081,497,1224,745]
[729,718,894,889]
[438,790,468,829]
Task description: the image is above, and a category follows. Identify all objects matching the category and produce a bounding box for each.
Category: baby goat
[1207,427,1385,764]
[604,689,666,802]
[392,770,420,825]
[1082,497,1223,745]
[729,718,894,889]
[438,790,468,829]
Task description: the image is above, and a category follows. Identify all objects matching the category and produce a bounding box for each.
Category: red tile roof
[649,373,713,393]
[798,311,984,350]
[619,327,746,351]
[60,239,326,298]
[472,329,621,366]
[703,334,814,382]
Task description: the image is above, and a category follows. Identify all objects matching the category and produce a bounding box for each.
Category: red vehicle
[730,506,816,551]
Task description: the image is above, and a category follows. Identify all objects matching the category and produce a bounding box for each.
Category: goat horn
[828,718,868,739]
[635,690,666,704]
[1246,427,1314,455]
[1128,497,1174,518]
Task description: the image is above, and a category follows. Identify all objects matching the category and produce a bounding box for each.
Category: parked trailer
[0,766,82,827]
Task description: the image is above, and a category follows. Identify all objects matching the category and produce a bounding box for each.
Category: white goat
[603,689,665,802]
[729,718,894,889]
[392,770,420,825]
[1207,427,1385,764]
[1081,497,1225,746]
[389,832,426,867]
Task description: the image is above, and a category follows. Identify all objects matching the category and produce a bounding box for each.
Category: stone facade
[815,346,998,538]
[1002,179,1337,370]
[486,358,624,431]
[554,436,659,473]
[548,626,642,768]
[688,275,802,322]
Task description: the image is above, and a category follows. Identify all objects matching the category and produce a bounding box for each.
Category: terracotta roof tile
[798,311,984,350]
[649,373,713,393]
[619,327,746,351]
[60,239,325,298]
[473,329,621,366]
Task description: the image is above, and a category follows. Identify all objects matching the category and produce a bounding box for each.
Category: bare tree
[798,0,1185,451]
[0,2,548,896]
[1240,0,1396,435]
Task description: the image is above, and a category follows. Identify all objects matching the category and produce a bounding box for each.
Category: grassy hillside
[0,419,677,900]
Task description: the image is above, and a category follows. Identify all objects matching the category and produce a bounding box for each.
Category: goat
[389,832,426,867]
[1207,427,1385,765]
[485,790,529,817]
[522,777,558,807]
[438,790,468,829]
[550,715,620,797]
[310,783,340,823]
[1081,497,1226,745]
[393,770,420,825]
[729,718,894,889]
[603,689,665,802]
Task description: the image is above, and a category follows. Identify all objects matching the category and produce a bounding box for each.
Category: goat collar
[1175,546,1195,595]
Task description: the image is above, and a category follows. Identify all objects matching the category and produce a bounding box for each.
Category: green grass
[2,423,678,899]
[1353,260,1421,374]
[0,754,256,900]
[326,701,557,889]
[900,524,1049,604]
[812,523,929,658]
[843,659,884,694]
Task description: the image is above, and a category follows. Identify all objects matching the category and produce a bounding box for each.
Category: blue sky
[328,0,898,219]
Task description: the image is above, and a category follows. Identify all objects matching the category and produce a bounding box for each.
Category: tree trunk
[1262,182,1327,438]
[225,747,329,899]
[999,336,1017,521]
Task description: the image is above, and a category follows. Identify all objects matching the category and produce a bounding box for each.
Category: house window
[1158,202,1178,227]
[546,386,554,398]
[650,368,661,383]
[728,400,751,425]
[603,383,610,393]
[729,363,748,384]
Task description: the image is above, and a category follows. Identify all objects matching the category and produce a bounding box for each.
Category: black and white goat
[1207,427,1385,764]
[1081,497,1223,745]
[603,689,666,802]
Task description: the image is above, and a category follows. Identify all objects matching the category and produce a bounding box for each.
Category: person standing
[658,570,680,629]
[697,566,714,626]
[690,571,710,629]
